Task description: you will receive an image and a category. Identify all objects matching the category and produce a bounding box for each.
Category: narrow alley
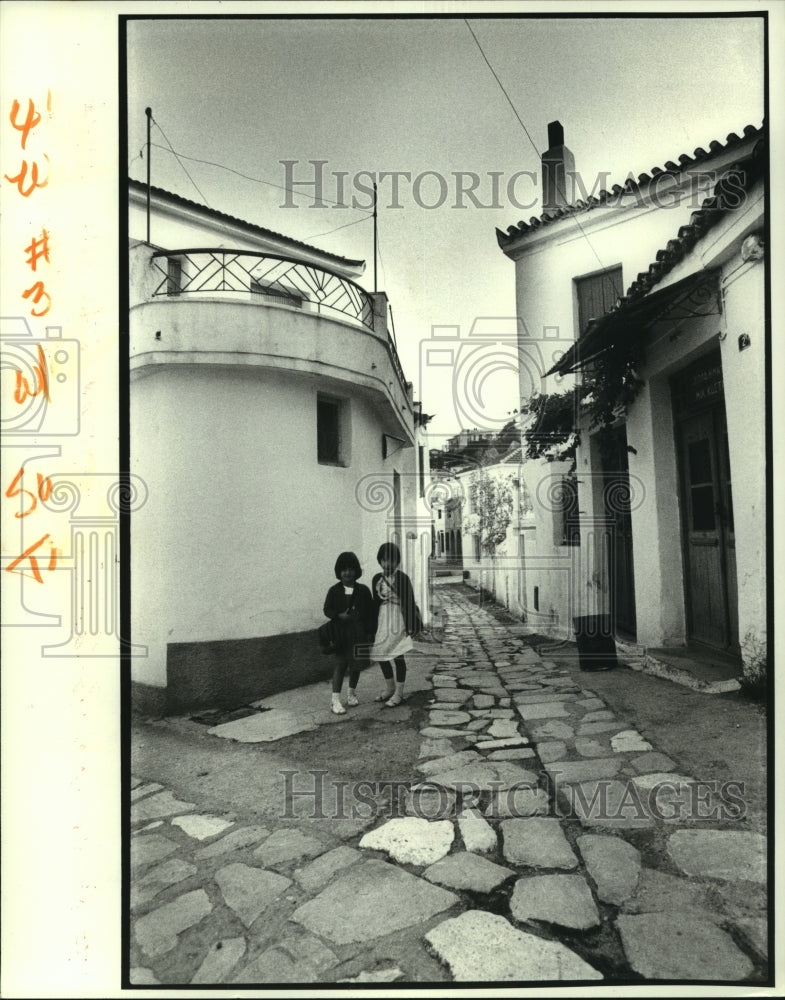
[129,583,768,986]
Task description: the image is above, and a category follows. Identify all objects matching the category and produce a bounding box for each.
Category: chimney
[542,120,575,211]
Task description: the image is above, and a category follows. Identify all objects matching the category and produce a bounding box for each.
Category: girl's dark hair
[376,542,401,567]
[334,551,362,580]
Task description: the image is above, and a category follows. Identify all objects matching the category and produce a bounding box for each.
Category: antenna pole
[145,107,152,243]
[373,180,378,292]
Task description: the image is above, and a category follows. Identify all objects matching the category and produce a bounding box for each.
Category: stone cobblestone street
[130,584,768,985]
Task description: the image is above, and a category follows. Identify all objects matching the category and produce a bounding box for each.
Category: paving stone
[292,859,459,944]
[432,675,458,686]
[611,729,654,753]
[558,779,655,829]
[733,917,768,958]
[214,862,291,928]
[131,782,163,801]
[629,751,677,774]
[574,737,609,758]
[339,968,405,983]
[359,817,454,865]
[429,710,472,726]
[576,834,641,904]
[131,857,197,909]
[501,818,578,869]
[486,748,535,761]
[474,737,529,751]
[510,873,600,929]
[191,936,247,984]
[668,830,766,883]
[171,814,234,841]
[209,709,317,742]
[195,825,269,860]
[131,776,143,789]
[427,761,534,792]
[424,852,514,893]
[135,889,213,959]
[472,694,495,709]
[466,718,489,731]
[416,750,482,776]
[536,741,567,763]
[485,708,516,718]
[139,821,164,832]
[576,697,605,710]
[419,738,455,759]
[458,809,497,852]
[621,868,716,917]
[581,710,615,723]
[485,786,550,819]
[131,833,178,874]
[253,828,326,867]
[514,691,578,706]
[420,727,477,740]
[131,790,196,824]
[404,785,460,819]
[477,686,507,698]
[425,910,602,981]
[577,720,628,736]
[528,720,574,741]
[130,967,160,984]
[498,697,511,708]
[545,758,623,783]
[231,934,337,983]
[616,912,753,980]
[431,687,472,704]
[294,846,362,893]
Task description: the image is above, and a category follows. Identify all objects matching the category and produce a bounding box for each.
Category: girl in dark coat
[322,551,375,714]
[369,542,420,707]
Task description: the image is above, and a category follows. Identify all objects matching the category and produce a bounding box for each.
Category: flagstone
[474,737,529,751]
[209,709,317,742]
[424,852,514,893]
[420,727,477,740]
[195,825,269,860]
[485,787,550,819]
[486,719,521,739]
[577,834,641,904]
[545,758,623,783]
[191,937,247,984]
[131,782,163,802]
[431,687,473,704]
[429,709,472,726]
[131,790,196,824]
[621,868,717,916]
[135,889,212,958]
[458,808,497,852]
[253,828,326,867]
[294,846,363,893]
[425,910,602,981]
[338,968,405,983]
[214,863,291,928]
[473,694,495,709]
[131,833,178,874]
[292,859,459,944]
[486,748,536,761]
[171,814,233,841]
[574,737,610,758]
[576,697,606,710]
[419,738,455,759]
[628,751,677,774]
[668,830,766,883]
[527,720,574,741]
[510,873,600,929]
[535,740,567,763]
[518,702,570,721]
[611,729,654,753]
[501,818,578,869]
[558,779,655,829]
[577,720,628,736]
[404,785,459,819]
[131,858,197,909]
[231,935,338,983]
[416,750,482,776]
[616,912,753,980]
[360,817,454,865]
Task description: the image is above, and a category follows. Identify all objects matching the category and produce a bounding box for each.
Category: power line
[146,142,374,215]
[304,215,371,241]
[464,19,622,298]
[151,117,211,208]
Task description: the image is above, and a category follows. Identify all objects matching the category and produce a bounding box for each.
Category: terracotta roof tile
[497,123,764,249]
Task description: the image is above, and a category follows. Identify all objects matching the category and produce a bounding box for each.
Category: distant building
[129,180,425,712]
[497,122,767,683]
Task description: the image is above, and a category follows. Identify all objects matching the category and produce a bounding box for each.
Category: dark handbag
[318,589,356,654]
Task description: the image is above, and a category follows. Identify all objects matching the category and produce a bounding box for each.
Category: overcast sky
[127,13,765,445]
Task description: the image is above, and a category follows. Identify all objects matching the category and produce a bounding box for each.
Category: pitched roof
[497,124,764,249]
[128,178,365,271]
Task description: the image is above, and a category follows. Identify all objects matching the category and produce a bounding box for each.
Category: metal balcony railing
[150,248,375,333]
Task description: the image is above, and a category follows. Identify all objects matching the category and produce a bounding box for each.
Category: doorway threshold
[617,639,742,694]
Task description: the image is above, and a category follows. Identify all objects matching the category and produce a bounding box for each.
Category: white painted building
[128,180,424,712]
[497,122,767,682]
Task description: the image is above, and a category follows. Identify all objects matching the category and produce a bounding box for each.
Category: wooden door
[679,409,738,648]
[602,428,637,638]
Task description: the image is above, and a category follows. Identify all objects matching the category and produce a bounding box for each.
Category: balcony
[129,245,413,441]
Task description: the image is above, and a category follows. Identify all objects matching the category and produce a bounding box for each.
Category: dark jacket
[371,570,421,636]
[323,582,376,651]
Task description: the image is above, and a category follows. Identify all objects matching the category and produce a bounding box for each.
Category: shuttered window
[576,266,623,335]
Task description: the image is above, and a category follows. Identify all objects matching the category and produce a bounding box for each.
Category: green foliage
[465,470,513,554]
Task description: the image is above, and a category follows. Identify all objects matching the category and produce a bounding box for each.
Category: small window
[575,266,623,335]
[251,279,302,308]
[317,395,341,464]
[556,474,581,546]
[166,257,182,296]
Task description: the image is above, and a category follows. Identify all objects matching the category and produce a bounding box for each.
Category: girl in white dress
[370,542,420,707]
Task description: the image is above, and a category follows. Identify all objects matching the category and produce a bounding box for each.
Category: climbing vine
[464,470,513,554]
